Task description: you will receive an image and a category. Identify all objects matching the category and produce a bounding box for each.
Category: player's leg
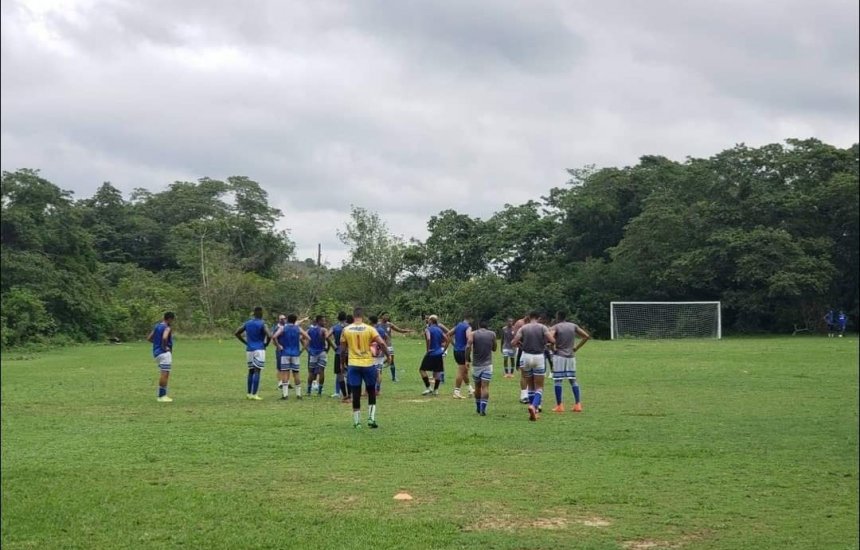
[466,358,475,395]
[389,347,397,381]
[156,352,172,402]
[347,367,362,427]
[433,357,444,394]
[420,356,433,395]
[479,371,491,415]
[569,358,582,412]
[453,352,465,397]
[365,367,379,428]
[317,359,326,396]
[517,349,528,403]
[375,363,382,395]
[472,370,481,413]
[291,358,303,398]
[306,354,315,395]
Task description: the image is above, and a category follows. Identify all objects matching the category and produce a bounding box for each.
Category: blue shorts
[347,366,377,388]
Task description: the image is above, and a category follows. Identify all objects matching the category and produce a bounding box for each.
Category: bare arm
[234,325,247,346]
[300,328,310,352]
[264,325,273,348]
[161,327,172,351]
[146,330,154,343]
[272,326,284,351]
[511,328,523,348]
[375,334,392,363]
[388,323,413,334]
[492,335,498,352]
[573,326,591,353]
[425,329,431,352]
[465,331,474,355]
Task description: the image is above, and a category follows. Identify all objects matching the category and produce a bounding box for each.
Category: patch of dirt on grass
[577,516,612,527]
[463,515,569,532]
[622,531,710,550]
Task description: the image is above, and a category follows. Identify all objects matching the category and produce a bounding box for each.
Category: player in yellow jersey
[340,308,391,429]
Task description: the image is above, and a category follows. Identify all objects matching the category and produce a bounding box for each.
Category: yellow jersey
[341,323,380,367]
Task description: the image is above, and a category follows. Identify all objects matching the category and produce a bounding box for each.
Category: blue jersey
[376,323,389,342]
[278,324,301,356]
[838,313,847,328]
[152,322,172,357]
[307,324,326,355]
[244,318,267,351]
[332,323,344,354]
[426,325,445,357]
[453,321,470,352]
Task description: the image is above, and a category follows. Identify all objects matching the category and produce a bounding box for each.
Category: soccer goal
[610,302,721,340]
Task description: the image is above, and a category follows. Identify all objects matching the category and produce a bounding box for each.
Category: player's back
[426,325,445,356]
[307,324,325,354]
[453,321,470,351]
[519,323,548,354]
[332,323,344,353]
[280,324,301,355]
[343,323,377,366]
[472,328,495,366]
[553,321,577,357]
[375,322,389,343]
[244,318,266,351]
[152,321,172,356]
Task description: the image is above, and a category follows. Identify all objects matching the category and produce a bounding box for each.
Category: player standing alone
[467,319,497,415]
[148,312,176,402]
[234,306,273,401]
[549,310,590,413]
[512,312,555,421]
[341,308,390,429]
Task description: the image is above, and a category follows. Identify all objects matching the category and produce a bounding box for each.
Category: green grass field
[2,336,858,549]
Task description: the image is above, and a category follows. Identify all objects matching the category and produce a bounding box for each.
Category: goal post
[610,301,722,340]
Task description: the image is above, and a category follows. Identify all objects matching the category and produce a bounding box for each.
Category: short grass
[2,336,858,550]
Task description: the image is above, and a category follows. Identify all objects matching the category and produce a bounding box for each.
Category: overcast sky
[2,0,858,264]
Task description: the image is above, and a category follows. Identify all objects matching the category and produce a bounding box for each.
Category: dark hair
[353,307,364,318]
[337,311,347,322]
[287,314,298,323]
[529,310,541,319]
[315,315,324,323]
[556,310,567,321]
[253,306,264,318]
[463,312,473,320]
[164,311,175,320]
[478,319,488,329]
[346,315,354,324]
[369,315,378,324]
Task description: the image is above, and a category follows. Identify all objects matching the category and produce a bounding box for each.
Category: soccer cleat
[528,405,538,421]
[368,420,379,429]
[452,392,465,399]
[281,395,288,401]
[331,393,341,398]
[552,405,565,413]
[250,394,263,401]
[519,397,529,404]
[572,403,583,412]
[353,422,362,429]
[156,396,173,403]
[432,390,439,396]
[422,389,433,396]
[246,394,253,400]
[480,411,487,416]
[468,387,475,396]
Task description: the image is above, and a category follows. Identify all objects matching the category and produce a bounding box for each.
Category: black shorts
[334,354,342,374]
[453,350,471,365]
[420,355,445,372]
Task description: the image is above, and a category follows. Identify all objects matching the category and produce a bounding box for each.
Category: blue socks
[251,370,261,394]
[571,380,581,404]
[390,364,396,381]
[247,370,254,394]
[531,389,543,409]
[554,383,563,405]
[158,386,167,398]
[480,399,488,414]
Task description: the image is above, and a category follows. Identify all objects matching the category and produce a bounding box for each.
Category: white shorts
[279,355,301,372]
[551,356,577,380]
[308,353,327,369]
[471,364,493,382]
[155,352,172,371]
[387,346,395,355]
[502,348,514,358]
[519,352,546,376]
[246,350,265,369]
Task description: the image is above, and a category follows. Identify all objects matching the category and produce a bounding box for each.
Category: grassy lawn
[1,336,858,549]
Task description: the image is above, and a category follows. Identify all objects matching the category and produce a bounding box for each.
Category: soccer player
[272,313,309,399]
[512,311,555,421]
[512,312,530,403]
[147,311,175,402]
[234,306,273,401]
[447,314,476,399]
[549,310,591,413]
[824,309,836,337]
[838,310,848,337]
[379,312,414,382]
[370,315,388,395]
[272,314,287,388]
[420,315,449,395]
[467,319,497,415]
[330,311,348,399]
[340,308,391,429]
[306,315,329,397]
[501,318,515,378]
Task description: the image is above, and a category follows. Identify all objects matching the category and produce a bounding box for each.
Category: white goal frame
[610,301,722,340]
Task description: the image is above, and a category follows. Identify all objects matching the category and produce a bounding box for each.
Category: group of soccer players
[148,306,591,427]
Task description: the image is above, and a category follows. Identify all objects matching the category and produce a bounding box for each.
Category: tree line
[1,138,857,348]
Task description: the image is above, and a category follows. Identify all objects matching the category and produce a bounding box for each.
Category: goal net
[610,302,721,339]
